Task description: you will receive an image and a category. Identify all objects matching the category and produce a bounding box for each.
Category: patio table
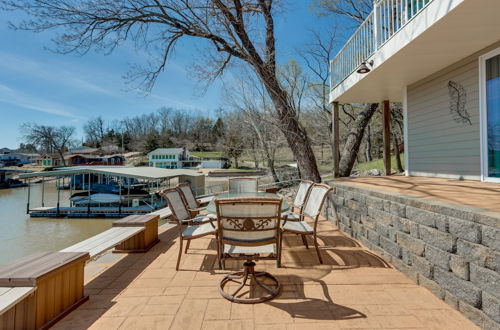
[206,192,289,214]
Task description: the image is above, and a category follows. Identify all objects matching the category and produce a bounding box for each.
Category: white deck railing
[330,0,433,89]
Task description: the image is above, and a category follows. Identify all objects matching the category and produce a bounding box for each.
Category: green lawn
[355,154,405,172]
[191,151,225,158]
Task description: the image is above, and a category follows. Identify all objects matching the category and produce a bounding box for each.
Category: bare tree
[3,0,321,181]
[21,123,76,165]
[83,116,107,147]
[311,0,372,23]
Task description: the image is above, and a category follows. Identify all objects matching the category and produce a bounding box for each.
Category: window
[480,48,500,182]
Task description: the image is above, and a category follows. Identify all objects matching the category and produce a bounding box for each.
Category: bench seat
[0,251,89,330]
[0,286,36,314]
[61,226,144,258]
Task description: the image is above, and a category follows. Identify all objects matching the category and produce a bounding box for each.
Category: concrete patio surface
[51,219,479,330]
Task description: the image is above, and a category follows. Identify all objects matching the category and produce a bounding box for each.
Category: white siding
[407,57,481,179]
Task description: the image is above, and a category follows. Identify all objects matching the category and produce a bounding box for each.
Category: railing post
[332,102,340,178]
[373,0,380,49]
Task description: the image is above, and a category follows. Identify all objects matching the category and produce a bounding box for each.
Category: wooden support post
[56,177,60,216]
[333,102,340,178]
[383,100,391,176]
[26,179,31,214]
[41,178,45,207]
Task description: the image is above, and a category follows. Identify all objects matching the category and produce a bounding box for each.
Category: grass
[355,154,405,172]
[191,151,225,158]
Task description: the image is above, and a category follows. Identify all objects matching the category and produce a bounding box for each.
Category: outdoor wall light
[357,60,374,74]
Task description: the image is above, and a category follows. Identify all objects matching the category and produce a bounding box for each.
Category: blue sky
[0,2,345,149]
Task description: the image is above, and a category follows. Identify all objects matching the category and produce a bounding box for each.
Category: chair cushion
[224,244,276,255]
[182,223,215,238]
[281,211,300,221]
[191,213,216,224]
[282,220,313,234]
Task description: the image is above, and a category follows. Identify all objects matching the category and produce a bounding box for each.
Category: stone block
[485,250,500,272]
[389,201,406,218]
[366,228,380,246]
[482,225,500,252]
[365,196,384,210]
[379,236,401,258]
[332,195,344,208]
[418,274,444,299]
[458,301,499,330]
[470,263,500,299]
[391,257,418,283]
[401,248,412,266]
[339,223,352,236]
[435,215,450,232]
[434,267,481,308]
[444,291,459,310]
[449,255,470,281]
[397,232,425,256]
[482,291,500,323]
[383,199,391,212]
[419,225,456,252]
[449,218,481,243]
[457,239,491,267]
[375,222,396,241]
[425,245,450,270]
[406,206,437,228]
[411,255,433,279]
[367,207,393,226]
[392,216,410,234]
[360,215,376,230]
[409,221,420,238]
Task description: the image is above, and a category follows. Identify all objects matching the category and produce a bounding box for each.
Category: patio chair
[160,188,217,271]
[281,180,314,222]
[177,182,206,217]
[281,183,333,264]
[228,177,258,193]
[216,197,282,303]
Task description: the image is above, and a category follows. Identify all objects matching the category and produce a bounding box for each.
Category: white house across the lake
[329,0,500,182]
[148,148,189,169]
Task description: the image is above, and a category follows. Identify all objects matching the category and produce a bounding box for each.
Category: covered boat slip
[19,166,205,218]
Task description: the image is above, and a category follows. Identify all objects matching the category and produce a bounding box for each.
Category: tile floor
[52,219,479,330]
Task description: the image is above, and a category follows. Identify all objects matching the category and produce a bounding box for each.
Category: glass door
[481,50,500,181]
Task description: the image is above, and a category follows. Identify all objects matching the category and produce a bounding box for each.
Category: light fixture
[357,60,374,74]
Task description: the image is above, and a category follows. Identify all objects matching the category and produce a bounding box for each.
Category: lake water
[0,181,115,266]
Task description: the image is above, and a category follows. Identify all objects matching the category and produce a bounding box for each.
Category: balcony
[329,0,500,103]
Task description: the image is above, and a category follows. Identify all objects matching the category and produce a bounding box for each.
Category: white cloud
[0,51,119,97]
[0,83,85,120]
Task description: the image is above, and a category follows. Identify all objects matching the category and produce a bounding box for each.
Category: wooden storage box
[0,251,89,330]
[113,214,159,252]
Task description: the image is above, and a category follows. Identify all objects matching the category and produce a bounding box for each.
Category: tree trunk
[339,103,379,177]
[365,124,372,162]
[393,134,404,173]
[252,65,321,182]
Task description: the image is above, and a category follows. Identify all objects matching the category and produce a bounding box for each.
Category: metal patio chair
[177,182,207,217]
[216,197,282,303]
[281,180,314,222]
[280,183,333,264]
[160,188,217,271]
[228,177,258,193]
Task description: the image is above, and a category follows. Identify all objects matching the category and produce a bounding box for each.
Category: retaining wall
[324,180,500,329]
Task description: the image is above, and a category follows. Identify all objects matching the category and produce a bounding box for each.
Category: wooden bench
[61,226,144,258]
[61,214,160,258]
[112,214,159,253]
[0,251,89,330]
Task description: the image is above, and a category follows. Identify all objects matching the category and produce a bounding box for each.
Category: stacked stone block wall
[325,180,500,329]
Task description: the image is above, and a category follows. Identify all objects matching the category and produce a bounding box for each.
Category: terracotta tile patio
[52,219,479,330]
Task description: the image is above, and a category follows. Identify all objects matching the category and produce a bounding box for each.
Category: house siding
[406,54,481,179]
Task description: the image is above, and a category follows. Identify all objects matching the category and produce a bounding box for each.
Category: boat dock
[19,166,205,218]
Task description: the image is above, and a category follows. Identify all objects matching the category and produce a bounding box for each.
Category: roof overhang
[19,166,204,180]
[330,0,500,103]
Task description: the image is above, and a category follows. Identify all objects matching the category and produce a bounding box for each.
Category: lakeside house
[327,0,500,327]
[329,0,500,182]
[148,147,189,169]
[65,154,125,166]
